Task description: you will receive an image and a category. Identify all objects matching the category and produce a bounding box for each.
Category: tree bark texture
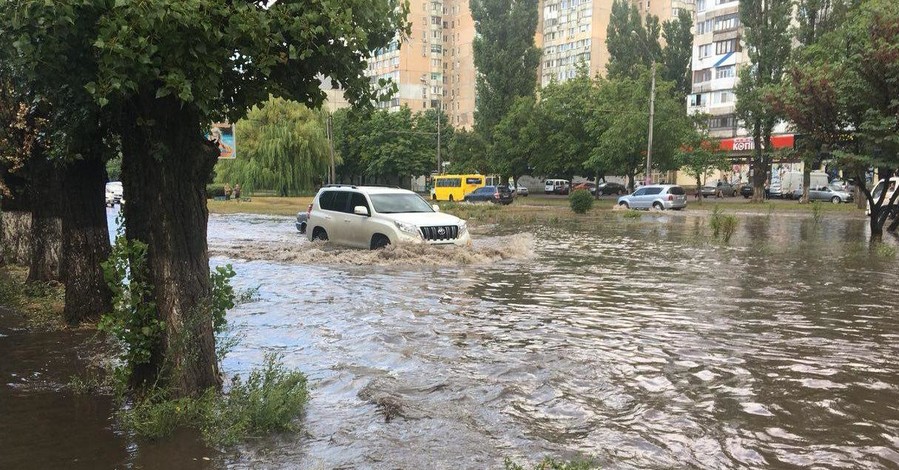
[750,123,766,203]
[61,158,112,324]
[27,157,63,282]
[0,211,31,265]
[120,95,221,397]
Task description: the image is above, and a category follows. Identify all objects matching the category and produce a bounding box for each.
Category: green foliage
[471,0,541,140]
[209,265,237,335]
[661,9,694,99]
[534,71,595,180]
[709,206,738,243]
[106,154,121,181]
[215,97,330,196]
[121,353,308,446]
[677,116,730,189]
[100,227,163,382]
[811,201,823,224]
[448,128,490,174]
[587,71,691,188]
[606,0,661,79]
[622,209,641,219]
[569,189,594,214]
[206,184,226,198]
[492,95,539,179]
[504,457,598,470]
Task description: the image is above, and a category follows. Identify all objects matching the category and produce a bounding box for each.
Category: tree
[471,0,541,140]
[606,0,661,79]
[447,128,490,174]
[588,71,691,190]
[332,108,367,185]
[735,0,793,202]
[772,0,899,241]
[492,96,540,186]
[413,108,454,175]
[2,0,407,397]
[661,9,694,100]
[677,116,731,202]
[533,71,596,184]
[359,108,433,186]
[215,98,331,196]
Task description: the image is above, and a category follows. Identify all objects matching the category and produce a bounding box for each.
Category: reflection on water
[2,209,898,469]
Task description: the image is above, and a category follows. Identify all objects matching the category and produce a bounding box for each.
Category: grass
[504,457,598,470]
[0,265,66,329]
[207,196,313,217]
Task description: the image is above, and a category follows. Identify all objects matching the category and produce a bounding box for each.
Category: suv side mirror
[353,205,369,216]
[432,204,440,212]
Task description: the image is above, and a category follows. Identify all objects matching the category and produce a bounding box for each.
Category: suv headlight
[395,220,420,237]
[458,220,468,236]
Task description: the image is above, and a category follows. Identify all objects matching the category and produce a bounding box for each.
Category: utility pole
[437,103,441,174]
[327,112,335,185]
[646,60,656,186]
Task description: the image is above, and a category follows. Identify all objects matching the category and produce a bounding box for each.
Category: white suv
[306,186,471,249]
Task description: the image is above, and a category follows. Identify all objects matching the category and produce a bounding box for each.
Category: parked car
[791,186,853,203]
[105,181,124,206]
[596,182,627,195]
[464,185,514,205]
[868,177,899,215]
[544,179,570,195]
[513,184,529,197]
[306,185,471,249]
[740,184,754,198]
[572,182,596,194]
[617,185,688,210]
[701,181,736,198]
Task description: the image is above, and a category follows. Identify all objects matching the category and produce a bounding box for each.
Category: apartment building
[687,0,790,149]
[537,0,693,87]
[362,0,478,129]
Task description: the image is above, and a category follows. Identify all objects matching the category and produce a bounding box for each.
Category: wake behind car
[617,185,687,210]
[306,185,471,249]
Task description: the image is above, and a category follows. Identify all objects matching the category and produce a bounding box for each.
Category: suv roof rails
[322,184,358,189]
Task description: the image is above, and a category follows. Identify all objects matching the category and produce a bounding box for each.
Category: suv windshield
[370,193,434,214]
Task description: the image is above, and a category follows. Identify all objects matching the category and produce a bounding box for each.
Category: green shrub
[206,184,226,198]
[709,205,723,237]
[811,201,823,224]
[569,189,594,214]
[721,214,738,243]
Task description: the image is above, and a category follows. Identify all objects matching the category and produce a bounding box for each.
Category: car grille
[420,225,459,241]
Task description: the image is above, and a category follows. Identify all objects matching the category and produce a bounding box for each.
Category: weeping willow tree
[215,97,332,195]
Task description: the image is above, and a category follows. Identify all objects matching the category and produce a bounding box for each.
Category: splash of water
[209,233,535,266]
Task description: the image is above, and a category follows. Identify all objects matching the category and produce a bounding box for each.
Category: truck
[771,171,829,199]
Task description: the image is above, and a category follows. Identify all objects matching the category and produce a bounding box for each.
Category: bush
[568,189,594,214]
[206,184,226,198]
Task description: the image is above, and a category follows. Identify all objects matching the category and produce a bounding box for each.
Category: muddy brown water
[2,208,898,469]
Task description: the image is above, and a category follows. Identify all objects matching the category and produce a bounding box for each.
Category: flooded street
[4,208,899,468]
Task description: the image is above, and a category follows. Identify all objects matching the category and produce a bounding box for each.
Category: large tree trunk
[120,95,220,397]
[27,156,63,282]
[800,165,811,204]
[61,158,112,324]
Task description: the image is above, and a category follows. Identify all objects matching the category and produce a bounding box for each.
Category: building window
[715,39,738,55]
[715,65,735,79]
[697,0,706,11]
[696,19,712,34]
[698,44,712,58]
[714,90,734,104]
[693,68,712,83]
[714,14,739,31]
[709,114,735,129]
[715,0,737,4]
[689,93,704,107]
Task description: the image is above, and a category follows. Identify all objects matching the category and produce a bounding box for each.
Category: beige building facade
[537,0,693,87]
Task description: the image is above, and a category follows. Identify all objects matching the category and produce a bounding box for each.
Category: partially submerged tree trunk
[27,156,63,282]
[120,95,220,397]
[800,165,811,204]
[61,157,112,324]
[750,123,766,203]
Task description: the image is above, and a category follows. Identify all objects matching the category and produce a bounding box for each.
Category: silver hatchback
[617,185,688,210]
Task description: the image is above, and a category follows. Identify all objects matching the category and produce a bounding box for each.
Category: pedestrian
[715,181,723,198]
[234,183,241,202]
[225,183,232,200]
[764,182,770,200]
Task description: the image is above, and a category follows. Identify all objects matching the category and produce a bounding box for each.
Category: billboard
[209,122,236,159]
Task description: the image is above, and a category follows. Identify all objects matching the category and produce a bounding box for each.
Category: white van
[544,179,569,194]
[779,171,828,198]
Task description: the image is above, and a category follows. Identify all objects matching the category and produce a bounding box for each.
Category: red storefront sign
[718,134,794,152]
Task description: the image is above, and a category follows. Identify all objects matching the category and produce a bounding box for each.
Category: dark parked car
[701,181,737,197]
[740,185,754,198]
[464,185,514,205]
[596,182,627,195]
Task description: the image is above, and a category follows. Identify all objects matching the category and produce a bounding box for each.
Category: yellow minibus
[432,174,485,201]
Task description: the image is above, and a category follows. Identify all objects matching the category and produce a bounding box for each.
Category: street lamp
[420,75,441,175]
[632,31,656,186]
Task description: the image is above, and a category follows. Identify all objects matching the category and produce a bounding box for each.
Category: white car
[306,186,471,249]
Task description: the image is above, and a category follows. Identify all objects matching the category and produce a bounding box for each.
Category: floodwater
[2,208,899,469]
